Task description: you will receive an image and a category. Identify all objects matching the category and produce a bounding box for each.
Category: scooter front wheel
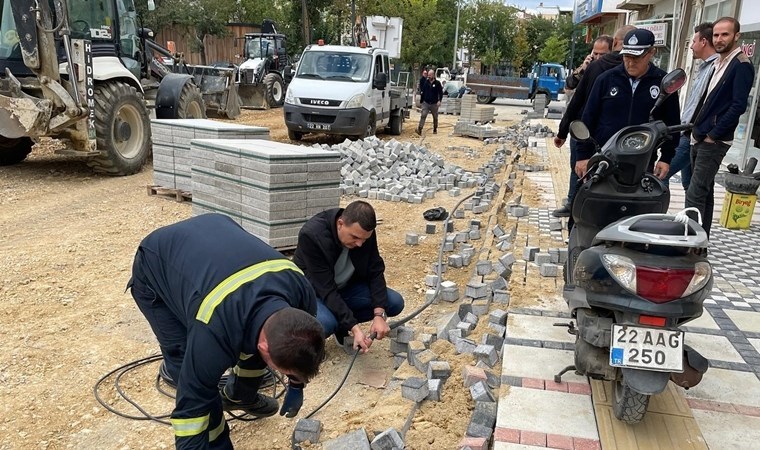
[612,379,650,424]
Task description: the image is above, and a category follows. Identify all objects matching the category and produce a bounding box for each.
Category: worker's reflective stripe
[232,366,268,378]
[208,416,226,442]
[196,260,303,324]
[171,415,210,437]
[239,352,253,361]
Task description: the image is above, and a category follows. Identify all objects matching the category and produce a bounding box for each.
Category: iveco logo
[309,99,330,105]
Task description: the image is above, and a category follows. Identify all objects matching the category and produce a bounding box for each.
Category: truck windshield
[0,0,21,60]
[67,0,117,41]
[246,38,274,59]
[296,51,371,82]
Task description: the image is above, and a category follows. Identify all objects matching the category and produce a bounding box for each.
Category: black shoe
[415,127,421,135]
[221,391,278,418]
[433,129,437,134]
[159,361,177,389]
[552,205,571,218]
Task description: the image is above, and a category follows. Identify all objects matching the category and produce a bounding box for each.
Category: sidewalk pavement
[493,122,760,450]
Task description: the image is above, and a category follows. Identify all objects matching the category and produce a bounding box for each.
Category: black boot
[221,388,279,418]
[552,205,571,218]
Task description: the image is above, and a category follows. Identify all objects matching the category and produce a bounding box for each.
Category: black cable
[94,356,285,425]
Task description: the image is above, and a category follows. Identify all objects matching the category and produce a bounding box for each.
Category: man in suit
[686,17,755,237]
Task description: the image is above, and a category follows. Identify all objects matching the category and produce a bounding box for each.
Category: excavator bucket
[238,84,269,110]
[187,65,242,119]
[0,74,53,138]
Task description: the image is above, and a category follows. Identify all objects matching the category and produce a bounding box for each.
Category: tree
[461,0,519,74]
[538,34,568,64]
[512,26,531,77]
[143,0,240,65]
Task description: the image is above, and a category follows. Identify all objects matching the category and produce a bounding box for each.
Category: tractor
[0,0,235,175]
[237,20,293,109]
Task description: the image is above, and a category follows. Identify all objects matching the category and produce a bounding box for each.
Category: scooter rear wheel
[612,379,650,424]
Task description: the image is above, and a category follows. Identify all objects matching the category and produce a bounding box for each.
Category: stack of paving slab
[459,95,495,123]
[190,139,341,249]
[150,119,270,192]
[439,97,461,115]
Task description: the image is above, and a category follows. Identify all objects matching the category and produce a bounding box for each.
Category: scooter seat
[629,218,696,236]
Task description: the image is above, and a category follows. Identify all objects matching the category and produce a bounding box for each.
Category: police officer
[128,213,325,449]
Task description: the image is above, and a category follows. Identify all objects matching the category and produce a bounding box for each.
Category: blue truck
[465,63,566,105]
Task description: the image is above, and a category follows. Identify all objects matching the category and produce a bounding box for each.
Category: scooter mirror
[569,120,591,141]
[661,69,687,95]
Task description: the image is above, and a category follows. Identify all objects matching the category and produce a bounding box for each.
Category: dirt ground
[0,107,559,449]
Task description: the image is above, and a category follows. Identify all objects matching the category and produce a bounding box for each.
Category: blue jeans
[664,135,692,189]
[316,283,405,337]
[685,140,730,238]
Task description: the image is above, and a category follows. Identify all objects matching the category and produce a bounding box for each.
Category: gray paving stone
[401,377,429,403]
[294,419,321,445]
[370,428,404,450]
[322,428,370,450]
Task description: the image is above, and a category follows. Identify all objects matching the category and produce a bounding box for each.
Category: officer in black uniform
[128,213,325,450]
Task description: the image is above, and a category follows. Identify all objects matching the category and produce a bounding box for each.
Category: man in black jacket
[565,35,613,91]
[686,17,755,237]
[129,213,325,450]
[294,201,404,353]
[417,67,444,135]
[552,25,636,218]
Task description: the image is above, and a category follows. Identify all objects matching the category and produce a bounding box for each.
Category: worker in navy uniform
[128,213,325,450]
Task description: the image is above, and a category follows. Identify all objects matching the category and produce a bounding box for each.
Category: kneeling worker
[294,201,405,353]
[128,213,325,449]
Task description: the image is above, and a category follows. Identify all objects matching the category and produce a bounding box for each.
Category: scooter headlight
[285,88,295,105]
[601,254,637,293]
[346,93,365,108]
[681,261,712,296]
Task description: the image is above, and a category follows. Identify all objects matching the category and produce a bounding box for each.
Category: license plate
[306,123,331,130]
[610,324,683,372]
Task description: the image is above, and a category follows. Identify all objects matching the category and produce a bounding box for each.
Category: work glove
[279,382,304,418]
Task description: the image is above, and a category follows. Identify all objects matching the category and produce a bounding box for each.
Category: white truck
[283,16,410,140]
[283,43,411,140]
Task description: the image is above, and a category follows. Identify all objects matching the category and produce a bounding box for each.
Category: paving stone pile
[311,137,507,204]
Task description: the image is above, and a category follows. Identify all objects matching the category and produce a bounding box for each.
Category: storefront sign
[742,41,756,58]
[637,23,669,46]
[574,0,603,24]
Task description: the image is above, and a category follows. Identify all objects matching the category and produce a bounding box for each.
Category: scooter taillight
[636,266,695,303]
[601,255,711,303]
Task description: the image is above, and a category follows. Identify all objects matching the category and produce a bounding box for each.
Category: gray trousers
[418,102,439,131]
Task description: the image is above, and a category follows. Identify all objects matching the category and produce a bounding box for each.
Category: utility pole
[453,1,461,70]
[301,0,310,46]
[351,0,356,46]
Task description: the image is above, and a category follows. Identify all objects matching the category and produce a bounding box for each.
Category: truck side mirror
[284,66,294,82]
[374,72,387,90]
[147,0,156,11]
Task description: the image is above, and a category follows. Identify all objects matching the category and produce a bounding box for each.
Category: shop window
[703,0,735,22]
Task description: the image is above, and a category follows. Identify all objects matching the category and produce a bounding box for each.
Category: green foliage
[538,34,568,64]
[461,0,519,73]
[512,26,531,77]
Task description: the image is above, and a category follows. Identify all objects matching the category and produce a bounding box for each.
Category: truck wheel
[288,129,303,141]
[612,379,649,424]
[87,81,152,176]
[388,112,403,135]
[177,83,206,118]
[476,95,491,104]
[362,112,377,138]
[264,73,285,107]
[0,136,33,166]
[488,97,497,104]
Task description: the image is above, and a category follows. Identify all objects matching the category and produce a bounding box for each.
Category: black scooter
[555,69,712,424]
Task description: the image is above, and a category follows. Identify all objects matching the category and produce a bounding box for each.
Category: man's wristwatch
[374,311,387,320]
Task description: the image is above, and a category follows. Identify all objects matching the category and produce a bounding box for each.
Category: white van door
[371,54,386,129]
